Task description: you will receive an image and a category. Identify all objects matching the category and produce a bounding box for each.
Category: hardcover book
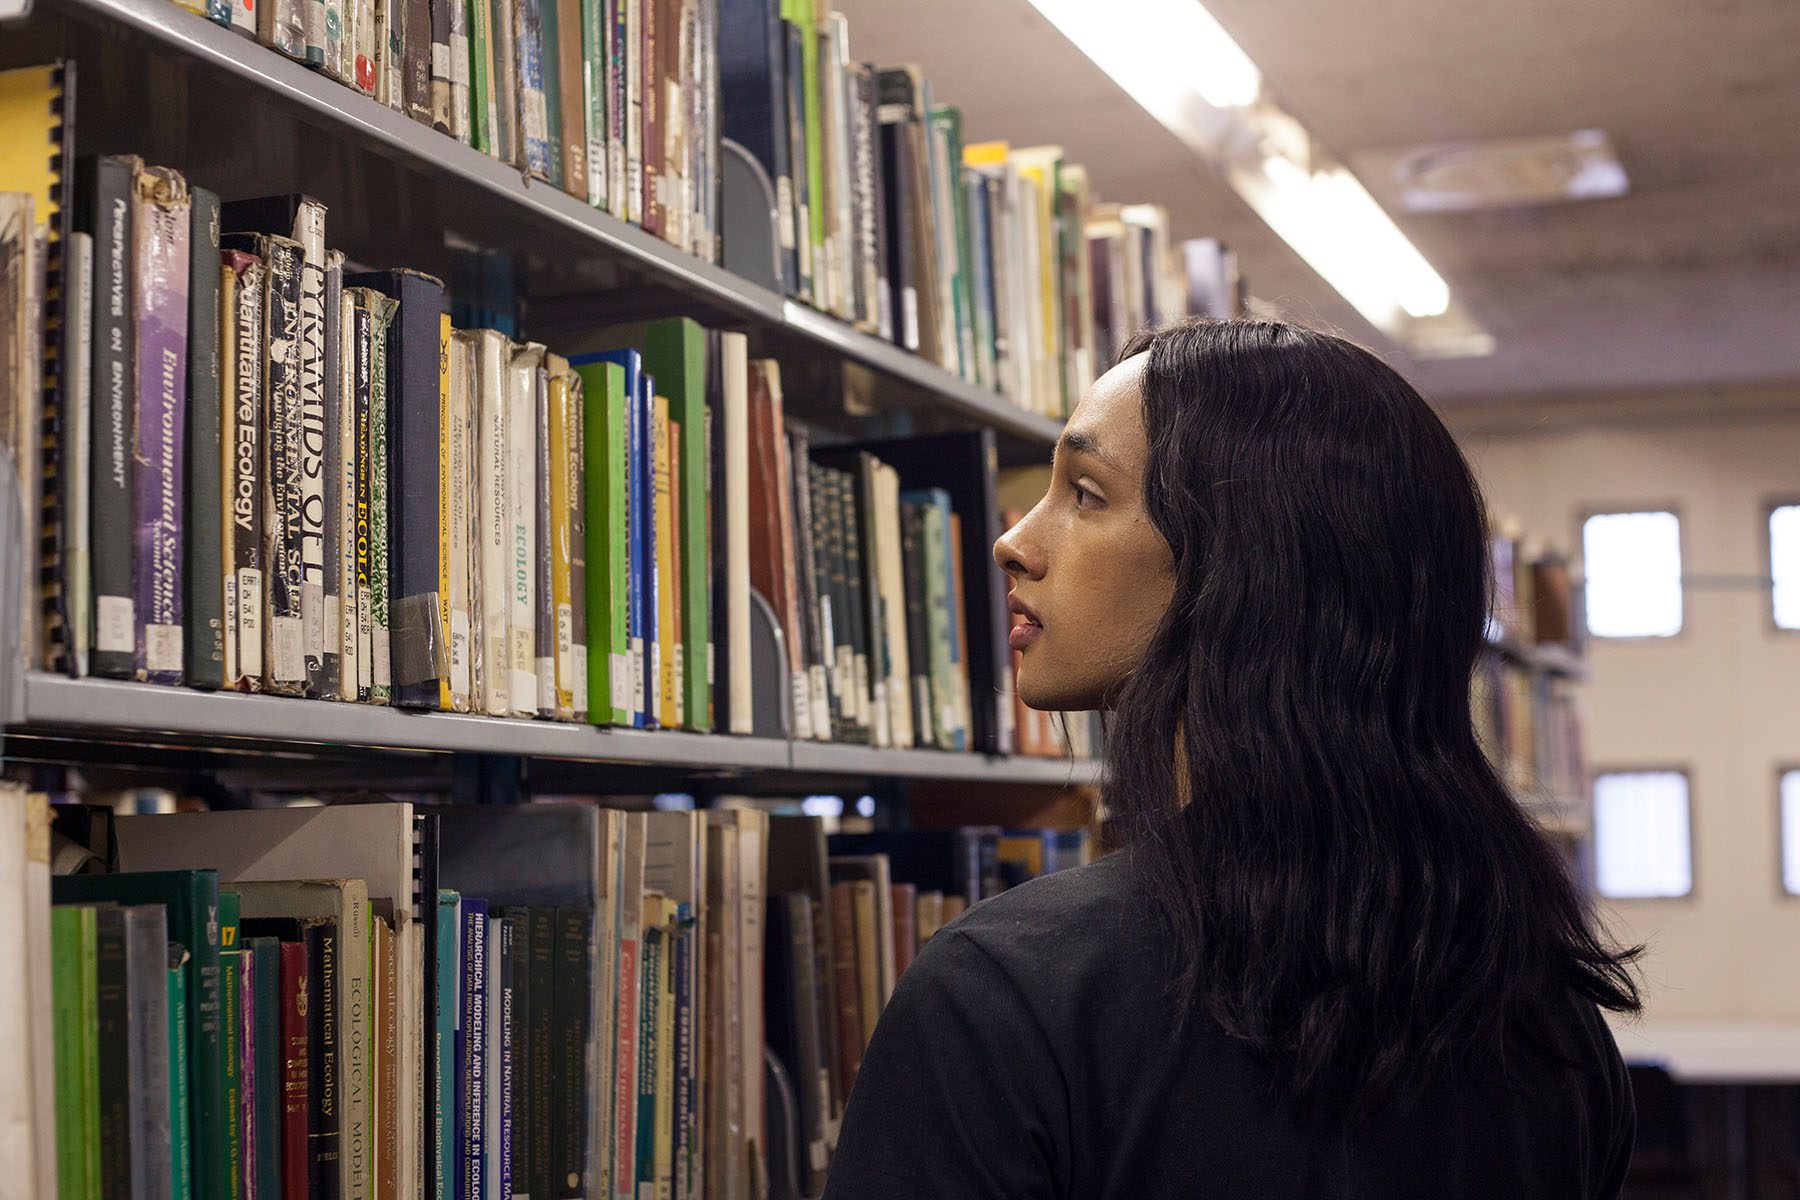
[185,185,225,689]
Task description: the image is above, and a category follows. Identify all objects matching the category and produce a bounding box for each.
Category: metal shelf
[14,674,1101,787]
[32,0,1063,454]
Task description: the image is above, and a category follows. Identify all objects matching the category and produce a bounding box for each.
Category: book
[652,393,676,728]
[765,893,827,1193]
[507,342,544,715]
[348,289,377,701]
[746,360,808,738]
[344,268,450,710]
[473,328,510,716]
[404,0,433,123]
[570,355,627,725]
[73,156,136,680]
[493,0,522,166]
[277,939,307,1200]
[562,359,589,722]
[368,290,397,705]
[258,0,307,59]
[116,904,176,1200]
[546,353,578,720]
[825,879,861,1095]
[0,791,51,1195]
[52,904,100,1200]
[219,251,265,690]
[446,329,474,711]
[319,251,346,701]
[128,164,190,685]
[54,869,227,1200]
[534,354,557,716]
[247,936,283,1200]
[515,0,552,178]
[181,186,225,689]
[458,899,489,1200]
[429,0,454,133]
[469,0,497,152]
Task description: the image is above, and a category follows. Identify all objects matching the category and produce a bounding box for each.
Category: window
[1772,505,1800,630]
[1582,511,1682,638]
[1594,770,1692,899]
[1781,771,1800,895]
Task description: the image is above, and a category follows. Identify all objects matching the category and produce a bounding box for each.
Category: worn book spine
[129,164,190,685]
[321,250,346,699]
[78,156,137,680]
[185,186,225,690]
[623,0,643,224]
[430,0,453,132]
[492,0,521,165]
[367,293,396,704]
[285,205,330,698]
[448,0,472,142]
[229,0,258,36]
[278,940,309,1200]
[898,501,931,747]
[224,252,301,691]
[506,343,542,714]
[607,0,628,218]
[546,358,576,720]
[534,358,557,717]
[447,331,474,710]
[474,331,510,715]
[435,312,456,711]
[404,0,432,122]
[469,0,495,154]
[346,0,375,92]
[515,0,552,177]
[349,293,375,702]
[334,282,361,699]
[383,0,407,111]
[781,20,811,300]
[629,368,648,729]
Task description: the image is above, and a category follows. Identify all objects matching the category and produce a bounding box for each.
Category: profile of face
[993,353,1177,712]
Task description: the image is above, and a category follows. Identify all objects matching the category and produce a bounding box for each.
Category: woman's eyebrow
[1059,428,1124,474]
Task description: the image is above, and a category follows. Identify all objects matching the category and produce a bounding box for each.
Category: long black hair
[1104,318,1639,1115]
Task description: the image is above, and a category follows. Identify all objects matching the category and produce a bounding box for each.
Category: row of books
[1472,660,1589,809]
[169,0,720,262]
[9,793,1091,1200]
[133,0,1245,418]
[1489,518,1581,648]
[6,145,1093,754]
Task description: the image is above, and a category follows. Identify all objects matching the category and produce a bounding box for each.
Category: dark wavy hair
[1105,318,1639,1116]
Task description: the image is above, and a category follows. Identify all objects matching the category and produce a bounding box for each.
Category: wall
[1451,392,1800,1029]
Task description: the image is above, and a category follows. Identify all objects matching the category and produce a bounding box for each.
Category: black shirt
[823,851,1634,1200]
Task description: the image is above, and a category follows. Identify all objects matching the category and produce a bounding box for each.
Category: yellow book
[961,138,1010,169]
[995,834,1046,880]
[546,355,576,720]
[1012,145,1066,418]
[653,394,679,729]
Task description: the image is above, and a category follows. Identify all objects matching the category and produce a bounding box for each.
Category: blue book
[434,890,461,1200]
[496,918,516,1200]
[569,348,647,727]
[459,897,490,1200]
[717,0,797,294]
[639,370,659,729]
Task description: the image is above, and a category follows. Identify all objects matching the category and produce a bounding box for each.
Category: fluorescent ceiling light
[1256,156,1450,321]
[1026,0,1262,111]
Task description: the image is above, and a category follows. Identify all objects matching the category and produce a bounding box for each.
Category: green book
[245,937,283,1200]
[94,906,131,1199]
[218,892,243,1199]
[55,871,226,1200]
[579,0,606,206]
[168,946,192,1200]
[574,356,629,726]
[469,0,496,153]
[53,905,101,1200]
[584,319,710,730]
[784,0,824,295]
[930,107,976,384]
[634,919,663,1193]
[538,0,564,188]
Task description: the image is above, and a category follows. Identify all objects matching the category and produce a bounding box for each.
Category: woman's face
[994,353,1177,712]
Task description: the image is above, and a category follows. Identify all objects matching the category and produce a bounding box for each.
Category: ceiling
[829,0,1800,404]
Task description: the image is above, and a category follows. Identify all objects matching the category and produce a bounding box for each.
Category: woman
[821,319,1641,1199]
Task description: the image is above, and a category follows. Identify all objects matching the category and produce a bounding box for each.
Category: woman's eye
[1072,481,1100,509]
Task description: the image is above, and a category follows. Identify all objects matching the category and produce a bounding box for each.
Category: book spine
[257,0,307,59]
[568,0,597,204]
[129,165,190,685]
[383,0,407,110]
[92,907,128,1200]
[670,915,692,1200]
[368,295,396,704]
[404,0,432,121]
[304,922,341,1200]
[349,294,374,701]
[251,234,304,694]
[493,0,521,164]
[623,0,642,224]
[222,254,266,689]
[345,0,374,91]
[249,939,281,1200]
[447,332,474,710]
[497,919,516,1200]
[320,252,346,699]
[626,367,646,727]
[782,21,810,300]
[535,359,558,717]
[565,365,589,722]
[469,0,495,153]
[121,907,175,1200]
[184,187,225,689]
[279,940,309,1200]
[549,908,591,1199]
[547,363,576,719]
[539,0,566,187]
[228,0,257,35]
[219,904,244,1200]
[639,0,661,236]
[506,344,541,713]
[332,285,358,698]
[632,919,661,1198]
[516,0,552,177]
[524,909,552,1199]
[82,157,136,679]
[646,391,668,729]
[473,333,508,714]
[166,949,192,1200]
[652,911,674,1198]
[460,902,488,1200]
[607,0,627,218]
[430,0,454,132]
[496,914,530,1199]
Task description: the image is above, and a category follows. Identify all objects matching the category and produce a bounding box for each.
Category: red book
[828,881,863,1095]
[279,941,310,1200]
[890,883,918,978]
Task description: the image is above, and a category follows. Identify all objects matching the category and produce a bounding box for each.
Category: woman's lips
[1008,619,1042,652]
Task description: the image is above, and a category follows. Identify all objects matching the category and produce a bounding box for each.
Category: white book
[446,332,474,711]
[336,285,360,698]
[0,788,53,1198]
[703,815,741,1200]
[721,333,752,735]
[874,464,914,747]
[735,808,768,1186]
[506,342,545,715]
[474,330,511,716]
[624,0,642,225]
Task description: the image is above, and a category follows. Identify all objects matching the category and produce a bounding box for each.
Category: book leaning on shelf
[14,787,1092,1200]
